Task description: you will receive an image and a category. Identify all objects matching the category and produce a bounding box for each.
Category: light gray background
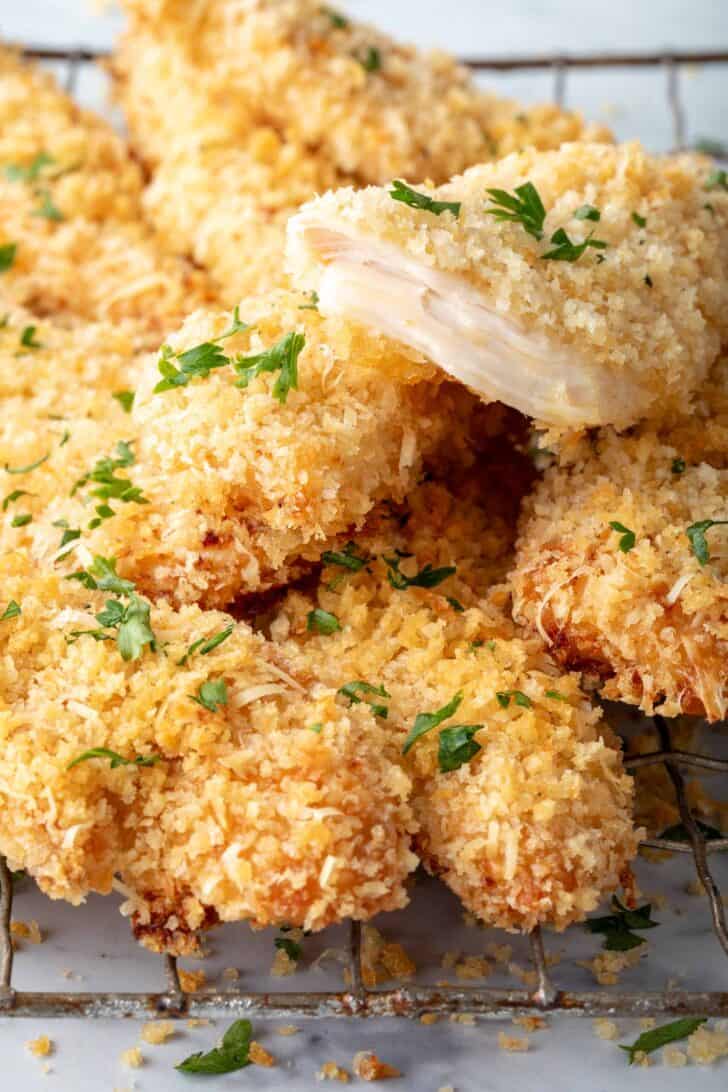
[0,2,727,1089]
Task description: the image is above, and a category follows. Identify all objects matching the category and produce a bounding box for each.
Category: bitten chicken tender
[113,0,609,299]
[272,476,640,932]
[512,362,728,720]
[0,48,212,343]
[49,291,478,608]
[289,142,728,430]
[0,549,416,953]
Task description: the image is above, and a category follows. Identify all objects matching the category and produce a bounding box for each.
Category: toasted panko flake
[11,919,43,944]
[592,1018,619,1040]
[250,1041,276,1067]
[120,1047,144,1068]
[317,1061,350,1083]
[687,1024,728,1064]
[26,1035,53,1058]
[178,968,206,993]
[497,1032,529,1052]
[140,1021,176,1045]
[352,1051,401,1081]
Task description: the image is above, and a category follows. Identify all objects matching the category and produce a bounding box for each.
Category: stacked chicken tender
[3,0,693,958]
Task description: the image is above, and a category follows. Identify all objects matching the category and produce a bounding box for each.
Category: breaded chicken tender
[113,0,609,299]
[289,142,728,430]
[47,291,478,608]
[272,476,640,932]
[0,48,212,343]
[512,362,728,720]
[0,549,416,953]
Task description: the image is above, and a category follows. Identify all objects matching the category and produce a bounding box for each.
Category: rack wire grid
[0,42,726,1023]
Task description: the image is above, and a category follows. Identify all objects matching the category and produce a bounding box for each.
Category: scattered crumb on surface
[222,966,240,981]
[513,1015,547,1032]
[449,1014,476,1026]
[26,1035,53,1058]
[686,879,706,897]
[485,943,512,964]
[140,1020,176,1044]
[271,948,298,977]
[633,1050,652,1067]
[361,927,415,986]
[663,1046,688,1067]
[454,955,491,981]
[441,951,459,971]
[276,1025,300,1036]
[507,962,538,987]
[317,1061,350,1082]
[12,920,43,945]
[639,1017,656,1031]
[250,1041,276,1067]
[120,1047,143,1069]
[497,1032,529,1052]
[186,1018,211,1028]
[592,1019,619,1041]
[352,1051,402,1080]
[419,1013,439,1026]
[178,968,207,993]
[687,1025,728,1064]
[576,948,643,985]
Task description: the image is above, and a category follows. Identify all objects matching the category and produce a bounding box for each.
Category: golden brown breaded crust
[0,549,417,951]
[0,48,213,343]
[290,142,728,428]
[272,477,640,932]
[60,292,480,607]
[512,389,728,720]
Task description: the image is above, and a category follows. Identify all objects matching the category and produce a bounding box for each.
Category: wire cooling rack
[0,43,726,1022]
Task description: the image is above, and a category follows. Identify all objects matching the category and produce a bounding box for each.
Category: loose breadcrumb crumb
[633,1051,652,1067]
[276,1025,300,1036]
[455,955,492,981]
[419,1014,439,1026]
[497,1032,529,1053]
[120,1047,144,1069]
[26,1036,53,1057]
[271,948,298,977]
[249,1041,276,1067]
[577,948,643,986]
[687,1024,728,1064]
[513,1016,547,1032]
[317,1061,350,1082]
[186,1018,211,1028]
[140,1020,176,1045]
[639,1017,656,1031]
[592,1019,619,1041]
[663,1046,688,1067]
[352,1052,401,1080]
[178,968,207,993]
[11,920,43,944]
[486,943,513,964]
[449,1014,476,1027]
[222,967,239,981]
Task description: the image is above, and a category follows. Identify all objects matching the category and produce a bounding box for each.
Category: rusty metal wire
[0,42,725,1022]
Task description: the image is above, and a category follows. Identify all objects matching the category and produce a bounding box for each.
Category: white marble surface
[0,1,727,1088]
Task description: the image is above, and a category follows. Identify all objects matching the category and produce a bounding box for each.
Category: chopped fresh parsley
[585,895,658,951]
[191,678,228,713]
[322,6,348,28]
[4,152,55,183]
[307,607,341,634]
[67,556,135,595]
[446,596,465,612]
[358,46,381,73]
[574,204,601,222]
[298,289,319,311]
[671,457,686,475]
[486,182,546,240]
[1,600,21,621]
[154,306,249,393]
[609,520,636,553]
[112,390,135,414]
[177,624,234,666]
[0,243,16,272]
[338,680,390,719]
[686,519,728,565]
[59,429,70,448]
[67,747,161,771]
[705,168,728,192]
[496,689,532,709]
[56,526,82,559]
[10,513,32,527]
[322,542,370,572]
[402,691,463,755]
[631,211,647,228]
[545,689,568,701]
[233,331,304,404]
[5,451,49,475]
[176,1018,252,1075]
[32,189,63,222]
[644,273,653,287]
[438,724,483,772]
[69,592,157,661]
[467,640,484,654]
[19,325,42,349]
[619,1018,705,1065]
[73,441,147,528]
[308,722,324,734]
[275,936,302,961]
[389,180,461,218]
[542,227,607,262]
[2,489,29,510]
[384,553,455,591]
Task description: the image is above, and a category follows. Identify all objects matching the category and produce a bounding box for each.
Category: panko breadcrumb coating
[289,142,728,430]
[273,476,640,932]
[0,549,416,953]
[512,367,728,720]
[0,48,212,343]
[113,0,609,298]
[60,291,479,607]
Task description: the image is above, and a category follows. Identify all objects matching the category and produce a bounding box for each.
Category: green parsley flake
[542,227,607,262]
[10,513,32,527]
[191,678,228,713]
[5,451,49,475]
[438,724,483,772]
[446,596,465,612]
[0,243,16,272]
[671,457,686,475]
[389,180,461,218]
[486,182,546,240]
[298,290,319,311]
[19,325,42,350]
[32,189,63,222]
[275,936,302,961]
[177,624,234,666]
[307,607,341,635]
[73,441,147,528]
[1,600,21,622]
[308,722,324,734]
[112,390,135,413]
[75,592,156,662]
[358,46,381,72]
[631,211,647,228]
[496,690,532,709]
[402,691,463,755]
[545,689,568,701]
[585,895,658,951]
[154,306,249,393]
[574,204,601,222]
[234,330,304,404]
[644,273,653,287]
[2,489,29,510]
[338,680,390,719]
[70,556,135,595]
[705,168,728,192]
[609,520,636,553]
[176,1019,252,1075]
[619,1018,705,1065]
[67,747,161,771]
[322,6,348,28]
[4,152,55,183]
[321,542,370,572]
[686,518,728,565]
[384,553,455,591]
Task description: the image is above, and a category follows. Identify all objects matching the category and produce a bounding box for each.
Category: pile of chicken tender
[0,0,725,957]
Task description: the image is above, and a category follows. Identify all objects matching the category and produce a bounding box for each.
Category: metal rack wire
[0,43,726,1021]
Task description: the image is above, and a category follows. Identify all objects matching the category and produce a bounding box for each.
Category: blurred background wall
[1,0,726,151]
